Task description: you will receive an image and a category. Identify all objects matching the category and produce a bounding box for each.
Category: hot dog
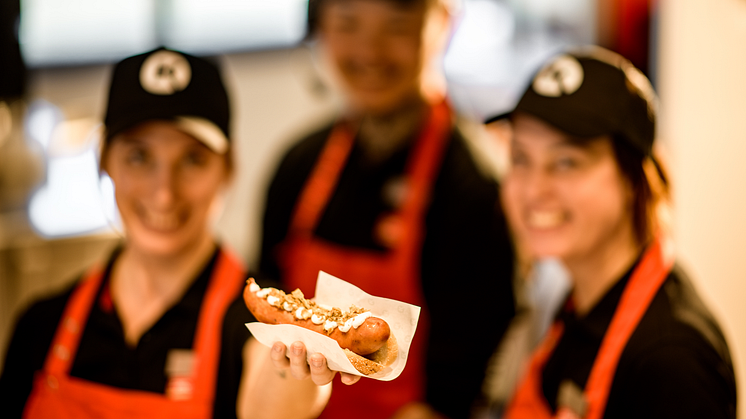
[243,278,398,375]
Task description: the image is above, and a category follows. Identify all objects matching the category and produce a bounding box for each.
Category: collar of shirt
[558,254,642,340]
[96,247,220,318]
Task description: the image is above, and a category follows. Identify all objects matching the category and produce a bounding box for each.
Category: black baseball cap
[486,46,657,156]
[104,47,231,154]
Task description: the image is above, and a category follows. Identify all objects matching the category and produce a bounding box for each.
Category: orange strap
[505,237,673,419]
[289,101,452,240]
[190,250,245,402]
[41,249,245,403]
[583,238,672,419]
[43,265,104,375]
[290,122,357,235]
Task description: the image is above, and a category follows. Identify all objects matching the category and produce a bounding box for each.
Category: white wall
[658,0,746,415]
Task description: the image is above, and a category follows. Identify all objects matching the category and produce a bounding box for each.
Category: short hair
[306,0,446,38]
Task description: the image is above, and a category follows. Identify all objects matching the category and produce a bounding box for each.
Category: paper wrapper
[246,271,421,380]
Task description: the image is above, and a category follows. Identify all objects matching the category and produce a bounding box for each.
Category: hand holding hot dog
[244,278,399,375]
[270,341,361,386]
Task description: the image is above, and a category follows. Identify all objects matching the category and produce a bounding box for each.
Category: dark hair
[306,0,434,38]
[610,135,670,245]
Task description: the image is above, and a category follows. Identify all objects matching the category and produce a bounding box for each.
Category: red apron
[23,249,245,419]
[505,237,673,419]
[279,101,452,419]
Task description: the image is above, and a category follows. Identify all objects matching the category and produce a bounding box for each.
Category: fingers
[339,372,361,385]
[287,342,312,380]
[269,342,290,372]
[307,353,337,386]
[270,341,362,386]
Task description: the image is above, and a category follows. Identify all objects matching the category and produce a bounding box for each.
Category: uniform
[0,247,251,419]
[505,238,737,419]
[258,101,516,419]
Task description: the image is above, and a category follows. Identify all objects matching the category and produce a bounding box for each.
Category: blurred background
[0,0,744,415]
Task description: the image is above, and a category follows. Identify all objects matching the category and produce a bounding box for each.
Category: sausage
[243,278,391,356]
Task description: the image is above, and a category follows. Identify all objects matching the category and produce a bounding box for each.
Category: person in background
[488,46,736,418]
[254,0,516,418]
[0,47,357,419]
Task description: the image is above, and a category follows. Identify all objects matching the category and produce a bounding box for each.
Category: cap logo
[532,55,584,97]
[139,50,192,95]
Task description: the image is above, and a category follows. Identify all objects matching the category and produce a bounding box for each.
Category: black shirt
[543,261,737,418]
[0,247,254,419]
[256,122,516,419]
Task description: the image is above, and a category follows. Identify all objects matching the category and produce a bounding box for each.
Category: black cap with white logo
[104,47,230,154]
[486,46,657,156]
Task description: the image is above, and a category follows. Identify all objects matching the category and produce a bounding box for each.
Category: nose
[521,166,554,202]
[355,28,386,65]
[152,164,178,208]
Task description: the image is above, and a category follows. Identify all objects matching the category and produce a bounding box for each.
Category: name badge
[165,349,195,400]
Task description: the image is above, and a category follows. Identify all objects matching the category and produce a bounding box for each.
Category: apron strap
[505,237,673,419]
[583,237,673,419]
[393,100,452,261]
[42,248,245,406]
[44,266,105,375]
[400,100,452,221]
[290,122,357,235]
[288,101,453,249]
[189,249,245,403]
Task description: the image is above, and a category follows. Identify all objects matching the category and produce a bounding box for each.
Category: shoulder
[274,123,334,178]
[610,265,737,417]
[13,283,76,342]
[265,122,335,202]
[427,125,505,226]
[438,126,500,192]
[629,265,733,363]
[0,282,77,416]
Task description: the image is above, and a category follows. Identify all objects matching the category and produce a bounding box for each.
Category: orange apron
[279,101,452,419]
[23,249,245,419]
[505,238,673,419]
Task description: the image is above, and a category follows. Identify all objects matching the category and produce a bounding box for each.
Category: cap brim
[106,115,229,155]
[173,116,229,154]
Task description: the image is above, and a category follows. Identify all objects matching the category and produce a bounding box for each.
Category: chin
[349,88,414,115]
[127,226,198,258]
[522,235,572,261]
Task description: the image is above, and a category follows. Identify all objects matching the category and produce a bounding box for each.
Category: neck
[110,231,217,346]
[355,96,428,163]
[564,226,641,316]
[116,232,216,299]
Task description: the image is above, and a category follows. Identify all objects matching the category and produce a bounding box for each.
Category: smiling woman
[101,122,230,263]
[488,47,736,419]
[0,47,357,419]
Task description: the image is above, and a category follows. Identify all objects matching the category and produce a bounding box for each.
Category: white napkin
[246,271,421,380]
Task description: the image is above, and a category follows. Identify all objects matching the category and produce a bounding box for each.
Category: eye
[327,15,358,34]
[182,149,209,167]
[125,147,148,166]
[552,155,580,171]
[510,149,530,168]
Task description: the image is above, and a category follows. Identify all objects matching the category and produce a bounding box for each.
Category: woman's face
[502,113,635,265]
[318,0,437,115]
[103,121,229,258]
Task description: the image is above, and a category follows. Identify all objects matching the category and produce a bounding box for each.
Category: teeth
[528,211,564,229]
